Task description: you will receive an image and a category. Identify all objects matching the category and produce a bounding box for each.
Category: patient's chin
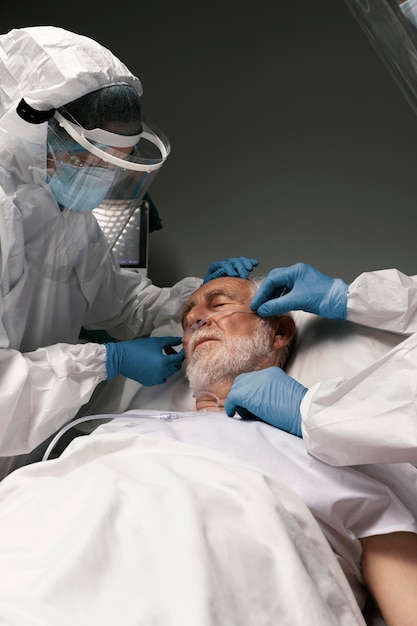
[187,327,276,393]
[186,353,230,392]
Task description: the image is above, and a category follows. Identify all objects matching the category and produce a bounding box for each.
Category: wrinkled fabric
[92,410,417,610]
[0,433,366,626]
[0,26,200,473]
[300,269,417,465]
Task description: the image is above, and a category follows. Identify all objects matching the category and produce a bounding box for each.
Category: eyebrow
[181,287,249,326]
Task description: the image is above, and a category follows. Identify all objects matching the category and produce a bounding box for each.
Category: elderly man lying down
[0,277,415,626]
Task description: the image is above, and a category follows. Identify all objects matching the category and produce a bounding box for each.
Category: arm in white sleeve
[0,342,107,456]
[347,269,417,334]
[297,268,417,465]
[301,331,417,465]
[82,257,202,341]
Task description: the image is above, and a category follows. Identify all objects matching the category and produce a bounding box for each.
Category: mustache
[188,327,224,353]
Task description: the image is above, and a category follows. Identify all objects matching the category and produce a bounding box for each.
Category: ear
[272,315,296,349]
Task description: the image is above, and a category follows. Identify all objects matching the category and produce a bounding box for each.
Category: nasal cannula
[183,308,257,338]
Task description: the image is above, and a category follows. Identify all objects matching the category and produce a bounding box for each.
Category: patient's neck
[193,381,232,413]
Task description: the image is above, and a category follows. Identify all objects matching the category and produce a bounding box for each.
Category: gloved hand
[105,336,184,386]
[224,367,307,437]
[250,262,349,319]
[203,257,259,283]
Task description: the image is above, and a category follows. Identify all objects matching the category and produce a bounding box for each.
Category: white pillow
[285,311,404,387]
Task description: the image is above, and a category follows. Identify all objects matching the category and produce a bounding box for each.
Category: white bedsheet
[34,303,414,626]
[90,410,417,608]
[0,432,365,626]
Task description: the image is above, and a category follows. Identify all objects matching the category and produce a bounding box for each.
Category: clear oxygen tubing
[42,414,115,461]
[192,391,220,409]
[182,309,257,339]
[42,398,223,462]
[41,411,203,461]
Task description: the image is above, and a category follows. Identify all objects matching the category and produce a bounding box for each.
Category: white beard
[185,321,276,394]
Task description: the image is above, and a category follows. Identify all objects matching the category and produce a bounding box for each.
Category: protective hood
[0,25,142,116]
[0,26,143,185]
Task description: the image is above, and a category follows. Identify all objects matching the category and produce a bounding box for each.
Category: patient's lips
[190,329,222,354]
[194,336,218,350]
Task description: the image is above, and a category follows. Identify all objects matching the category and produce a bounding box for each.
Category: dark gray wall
[4,2,417,285]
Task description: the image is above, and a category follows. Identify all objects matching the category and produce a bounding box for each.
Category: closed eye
[213,302,235,308]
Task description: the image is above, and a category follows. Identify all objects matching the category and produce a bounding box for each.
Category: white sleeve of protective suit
[301,269,417,465]
[0,342,107,456]
[82,264,202,341]
[346,268,417,334]
[114,274,202,338]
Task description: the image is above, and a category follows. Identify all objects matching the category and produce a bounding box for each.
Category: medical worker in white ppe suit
[225,0,417,467]
[224,262,417,466]
[0,25,250,478]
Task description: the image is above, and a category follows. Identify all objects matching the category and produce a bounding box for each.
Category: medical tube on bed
[42,404,223,461]
[42,415,111,461]
[42,411,198,461]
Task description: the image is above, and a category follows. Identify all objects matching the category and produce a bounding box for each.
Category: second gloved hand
[105,336,184,386]
[251,262,349,319]
[203,257,258,283]
[224,367,307,437]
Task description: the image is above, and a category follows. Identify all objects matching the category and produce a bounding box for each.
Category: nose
[183,311,213,338]
[189,318,208,333]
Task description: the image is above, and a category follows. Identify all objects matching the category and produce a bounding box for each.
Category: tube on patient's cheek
[182,309,257,340]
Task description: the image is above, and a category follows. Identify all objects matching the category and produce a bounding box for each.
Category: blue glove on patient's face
[250,262,349,320]
[203,257,259,283]
[224,367,307,437]
[105,336,184,386]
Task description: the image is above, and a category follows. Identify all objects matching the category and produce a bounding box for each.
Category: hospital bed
[0,299,410,625]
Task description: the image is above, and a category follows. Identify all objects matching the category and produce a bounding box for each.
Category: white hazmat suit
[0,26,200,473]
[299,269,417,466]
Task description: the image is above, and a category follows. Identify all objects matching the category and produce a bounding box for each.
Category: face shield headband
[53,110,170,171]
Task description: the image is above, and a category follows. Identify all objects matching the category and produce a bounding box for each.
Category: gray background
[3,1,417,285]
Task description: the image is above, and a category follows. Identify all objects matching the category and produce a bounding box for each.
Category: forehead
[183,277,252,312]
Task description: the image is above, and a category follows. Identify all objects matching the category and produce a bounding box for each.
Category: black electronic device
[93,200,149,274]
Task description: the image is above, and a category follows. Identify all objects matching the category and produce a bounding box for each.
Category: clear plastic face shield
[46,97,170,249]
[344,0,417,117]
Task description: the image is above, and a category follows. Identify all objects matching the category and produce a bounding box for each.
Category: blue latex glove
[105,336,184,385]
[224,367,307,437]
[203,257,259,283]
[250,262,349,319]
